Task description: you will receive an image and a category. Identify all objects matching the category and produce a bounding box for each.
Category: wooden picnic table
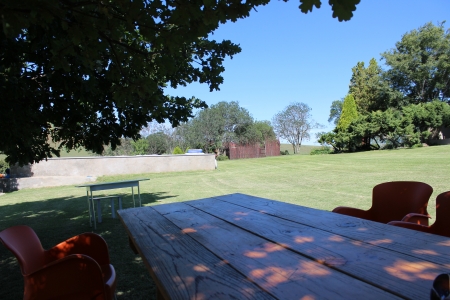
[78,178,149,229]
[118,193,450,299]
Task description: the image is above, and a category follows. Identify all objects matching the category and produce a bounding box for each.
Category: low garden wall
[2,154,215,191]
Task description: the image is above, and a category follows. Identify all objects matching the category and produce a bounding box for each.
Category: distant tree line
[319,22,450,152]
[104,101,277,156]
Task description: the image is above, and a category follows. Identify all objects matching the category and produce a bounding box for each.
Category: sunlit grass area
[279,143,322,154]
[1,145,450,299]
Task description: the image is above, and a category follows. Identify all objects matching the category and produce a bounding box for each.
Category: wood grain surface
[119,207,274,300]
[118,193,450,299]
[184,196,450,299]
[214,193,450,263]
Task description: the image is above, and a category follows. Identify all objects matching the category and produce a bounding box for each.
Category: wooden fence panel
[226,140,280,160]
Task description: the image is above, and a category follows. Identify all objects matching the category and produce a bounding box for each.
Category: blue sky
[167,0,450,145]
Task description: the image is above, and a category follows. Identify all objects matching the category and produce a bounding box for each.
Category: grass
[1,145,450,299]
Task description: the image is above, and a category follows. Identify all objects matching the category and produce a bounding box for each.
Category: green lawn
[1,145,450,299]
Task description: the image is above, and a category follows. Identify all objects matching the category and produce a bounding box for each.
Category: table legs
[90,191,97,230]
[86,191,97,229]
[96,196,122,223]
[138,184,142,207]
[85,182,143,229]
[97,199,103,223]
[128,236,138,254]
[156,287,164,300]
[86,191,91,228]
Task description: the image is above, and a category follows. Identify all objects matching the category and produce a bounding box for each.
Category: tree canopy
[0,0,360,166]
[349,58,394,113]
[381,22,450,104]
[328,98,344,125]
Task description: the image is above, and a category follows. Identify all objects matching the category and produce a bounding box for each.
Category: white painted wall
[11,154,215,177]
[0,154,215,191]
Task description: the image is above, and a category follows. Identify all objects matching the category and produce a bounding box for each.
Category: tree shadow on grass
[0,191,176,299]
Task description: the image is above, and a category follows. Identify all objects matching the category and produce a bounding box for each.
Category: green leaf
[299,0,322,14]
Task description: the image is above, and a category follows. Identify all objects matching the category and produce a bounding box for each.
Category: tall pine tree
[349,58,391,114]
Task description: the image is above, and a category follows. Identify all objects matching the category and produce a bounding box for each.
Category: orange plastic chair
[332,181,433,224]
[388,191,450,238]
[0,225,116,300]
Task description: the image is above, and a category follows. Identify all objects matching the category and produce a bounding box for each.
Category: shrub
[131,138,149,155]
[411,143,423,149]
[173,146,184,154]
[216,154,229,161]
[382,143,395,150]
[280,150,289,155]
[310,147,333,155]
[0,159,9,174]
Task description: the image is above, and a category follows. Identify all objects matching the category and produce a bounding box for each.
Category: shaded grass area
[1,145,450,299]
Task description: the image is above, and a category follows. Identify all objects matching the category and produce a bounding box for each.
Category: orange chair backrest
[369,181,432,224]
[431,191,450,236]
[0,225,46,275]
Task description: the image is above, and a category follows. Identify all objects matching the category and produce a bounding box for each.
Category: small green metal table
[78,178,149,229]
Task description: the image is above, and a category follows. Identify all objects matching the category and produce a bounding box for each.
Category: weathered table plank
[184,197,449,299]
[118,193,449,300]
[215,193,450,264]
[152,202,401,300]
[118,207,275,300]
